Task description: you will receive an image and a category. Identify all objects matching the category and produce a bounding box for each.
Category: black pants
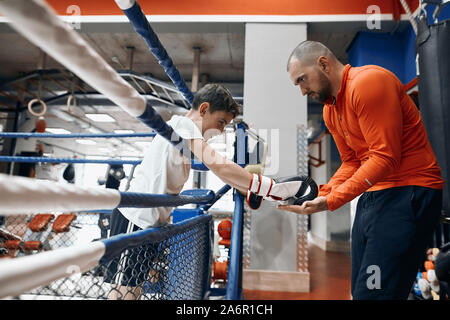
[351,186,442,300]
[103,209,159,287]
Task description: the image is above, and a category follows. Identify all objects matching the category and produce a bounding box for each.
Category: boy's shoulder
[168,115,203,140]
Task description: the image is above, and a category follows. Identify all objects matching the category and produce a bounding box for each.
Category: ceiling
[0,19,411,158]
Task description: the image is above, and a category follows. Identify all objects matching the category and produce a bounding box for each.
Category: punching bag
[62,163,75,183]
[416,12,450,216]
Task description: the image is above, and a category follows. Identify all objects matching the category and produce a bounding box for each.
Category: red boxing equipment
[35,116,46,133]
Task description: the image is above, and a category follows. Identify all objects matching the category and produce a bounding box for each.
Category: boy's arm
[190,138,251,193]
[189,138,319,207]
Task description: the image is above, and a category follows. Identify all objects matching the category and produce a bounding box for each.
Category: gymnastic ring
[27,99,47,117]
[67,95,76,114]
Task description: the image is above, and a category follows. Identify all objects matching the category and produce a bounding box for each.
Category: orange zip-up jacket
[319,64,444,211]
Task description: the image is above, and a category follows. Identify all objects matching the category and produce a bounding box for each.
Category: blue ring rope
[0,156,211,171]
[100,214,212,264]
[0,156,141,165]
[121,1,194,105]
[118,189,215,209]
[137,102,195,159]
[226,191,244,300]
[200,184,232,211]
[0,132,156,139]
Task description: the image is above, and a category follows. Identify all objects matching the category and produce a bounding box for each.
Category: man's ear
[317,56,329,72]
[198,102,210,116]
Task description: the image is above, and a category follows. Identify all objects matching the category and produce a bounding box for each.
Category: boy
[105,83,311,299]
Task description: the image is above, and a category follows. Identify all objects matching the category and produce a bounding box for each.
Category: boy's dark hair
[191,83,241,117]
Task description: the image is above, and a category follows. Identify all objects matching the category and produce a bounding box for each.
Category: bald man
[281,40,444,300]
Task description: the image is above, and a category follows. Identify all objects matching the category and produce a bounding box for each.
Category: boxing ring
[0,0,250,300]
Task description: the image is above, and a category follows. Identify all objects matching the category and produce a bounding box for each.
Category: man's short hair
[192,83,241,117]
[287,40,336,71]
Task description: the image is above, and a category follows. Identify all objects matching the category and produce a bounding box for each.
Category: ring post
[226,191,244,300]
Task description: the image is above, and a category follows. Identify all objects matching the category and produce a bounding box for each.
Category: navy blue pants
[351,186,442,300]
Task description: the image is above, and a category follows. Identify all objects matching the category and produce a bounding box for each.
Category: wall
[309,134,351,252]
[346,25,417,84]
[44,0,419,16]
[309,134,330,243]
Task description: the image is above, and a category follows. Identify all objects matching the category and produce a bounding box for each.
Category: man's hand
[277,196,328,215]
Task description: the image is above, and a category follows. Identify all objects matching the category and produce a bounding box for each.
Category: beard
[310,70,332,103]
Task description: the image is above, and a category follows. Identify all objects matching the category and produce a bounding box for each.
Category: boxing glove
[246,174,318,209]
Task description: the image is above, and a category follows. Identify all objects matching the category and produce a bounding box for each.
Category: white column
[243,23,308,291]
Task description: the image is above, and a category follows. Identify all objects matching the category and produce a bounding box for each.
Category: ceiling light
[85,114,116,122]
[75,139,97,145]
[114,129,135,134]
[46,128,71,134]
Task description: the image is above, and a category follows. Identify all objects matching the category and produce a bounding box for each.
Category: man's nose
[300,86,308,96]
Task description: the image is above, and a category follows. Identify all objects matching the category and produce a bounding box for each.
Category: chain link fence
[1,213,213,300]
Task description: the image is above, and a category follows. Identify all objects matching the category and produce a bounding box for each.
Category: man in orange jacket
[281,40,444,299]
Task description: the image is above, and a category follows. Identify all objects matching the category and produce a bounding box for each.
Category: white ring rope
[27,98,47,117]
[0,173,121,215]
[399,0,418,35]
[0,0,146,117]
[0,241,105,299]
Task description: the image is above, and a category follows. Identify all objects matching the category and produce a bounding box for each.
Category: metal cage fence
[4,214,213,300]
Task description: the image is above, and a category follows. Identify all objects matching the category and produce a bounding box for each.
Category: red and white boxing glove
[246,174,318,208]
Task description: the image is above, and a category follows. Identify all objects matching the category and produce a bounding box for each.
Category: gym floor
[243,243,352,300]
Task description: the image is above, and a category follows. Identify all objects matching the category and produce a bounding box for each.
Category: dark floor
[243,242,352,300]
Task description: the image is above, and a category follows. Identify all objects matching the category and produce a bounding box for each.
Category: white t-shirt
[120,115,203,229]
